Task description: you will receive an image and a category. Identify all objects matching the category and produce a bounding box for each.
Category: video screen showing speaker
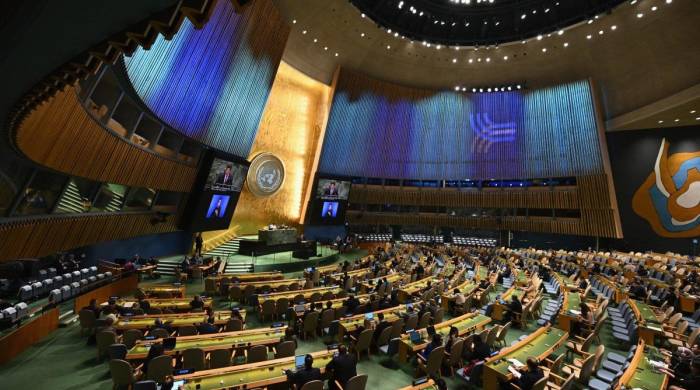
[180,151,249,232]
[316,179,351,200]
[312,200,346,225]
[204,158,246,193]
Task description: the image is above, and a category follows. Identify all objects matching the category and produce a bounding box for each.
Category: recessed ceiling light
[503,56,508,60]
[452,58,457,63]
[486,57,491,62]
[599,30,604,35]
[542,48,547,52]
[691,110,697,114]
[454,86,460,91]
[313,38,317,43]
[696,117,700,121]
[611,25,617,31]
[674,118,680,122]
[637,13,644,18]
[292,19,297,24]
[651,6,658,11]
[360,33,365,37]
[658,120,664,124]
[666,0,672,4]
[334,53,339,57]
[563,42,569,47]
[386,45,391,50]
[361,13,366,18]
[302,30,307,34]
[324,46,328,50]
[586,34,592,39]
[557,30,564,35]
[468,58,474,63]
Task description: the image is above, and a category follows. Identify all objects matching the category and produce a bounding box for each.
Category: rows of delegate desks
[141,284,186,298]
[491,286,526,321]
[105,297,213,312]
[398,312,491,362]
[483,326,568,390]
[628,299,665,345]
[256,286,344,306]
[173,350,336,390]
[115,310,246,332]
[126,325,286,360]
[397,277,440,303]
[619,341,670,390]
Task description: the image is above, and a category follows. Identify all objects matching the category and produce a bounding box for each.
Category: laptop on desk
[409,330,423,344]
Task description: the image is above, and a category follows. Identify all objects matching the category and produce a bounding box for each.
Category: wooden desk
[441,281,479,311]
[136,265,157,279]
[237,278,306,292]
[74,274,138,313]
[209,272,283,283]
[358,273,403,294]
[483,326,568,390]
[557,292,582,332]
[398,313,491,362]
[397,277,439,303]
[257,286,343,306]
[397,379,437,390]
[680,294,699,314]
[141,284,185,298]
[173,350,334,390]
[115,310,246,331]
[491,287,526,321]
[617,341,669,390]
[629,299,663,345]
[104,297,213,312]
[126,325,286,360]
[337,304,409,339]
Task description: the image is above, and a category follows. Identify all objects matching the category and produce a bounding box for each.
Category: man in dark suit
[215,165,234,187]
[326,345,357,390]
[372,313,391,345]
[324,182,339,196]
[286,354,321,388]
[509,357,544,390]
[197,316,218,334]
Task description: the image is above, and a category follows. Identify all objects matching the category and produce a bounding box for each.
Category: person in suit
[152,318,175,334]
[286,354,321,388]
[143,342,165,376]
[190,295,204,310]
[82,298,101,318]
[372,313,391,345]
[197,316,218,334]
[194,233,203,256]
[507,357,544,390]
[326,344,357,390]
[212,198,223,218]
[324,182,339,197]
[420,333,442,360]
[138,298,151,313]
[505,295,523,323]
[215,165,234,187]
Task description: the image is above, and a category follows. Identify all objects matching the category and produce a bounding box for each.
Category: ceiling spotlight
[360,33,365,37]
[557,30,564,35]
[674,118,680,122]
[486,57,491,62]
[468,58,473,63]
[503,56,508,60]
[658,120,664,124]
[479,88,484,92]
[651,6,658,11]
[324,46,328,50]
[599,30,604,35]
[302,30,307,34]
[452,58,457,63]
[696,117,700,121]
[637,13,644,18]
[386,45,391,50]
[292,19,297,24]
[542,47,547,52]
[461,87,467,91]
[690,110,696,114]
[313,38,317,42]
[454,86,460,91]
[666,0,672,3]
[516,85,522,89]
[472,88,477,92]
[537,35,543,40]
[563,42,569,47]
[361,13,366,18]
[334,53,339,57]
[611,25,617,30]
[586,34,592,39]
[507,86,512,91]
[487,88,492,92]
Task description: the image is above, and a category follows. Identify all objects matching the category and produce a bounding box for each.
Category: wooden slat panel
[0,213,179,262]
[15,88,197,191]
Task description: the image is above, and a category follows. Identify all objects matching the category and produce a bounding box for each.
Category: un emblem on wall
[247,153,285,197]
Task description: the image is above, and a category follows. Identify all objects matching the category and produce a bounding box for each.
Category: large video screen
[204,158,247,192]
[311,200,346,225]
[316,179,351,200]
[181,152,249,232]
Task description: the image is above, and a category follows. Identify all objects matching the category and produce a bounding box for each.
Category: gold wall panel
[230,62,333,235]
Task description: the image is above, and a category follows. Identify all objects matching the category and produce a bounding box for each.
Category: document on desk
[508,366,522,378]
[507,358,525,368]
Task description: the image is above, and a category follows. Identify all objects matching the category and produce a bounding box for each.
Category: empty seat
[96,274,105,281]
[89,266,98,275]
[72,270,82,280]
[104,272,113,278]
[48,288,62,303]
[14,302,28,319]
[18,285,33,301]
[32,281,44,298]
[60,285,72,300]
[80,279,89,291]
[88,276,97,284]
[70,281,81,296]
[81,268,90,277]
[52,275,63,286]
[62,273,73,284]
[38,269,48,279]
[42,279,54,292]
[3,306,18,322]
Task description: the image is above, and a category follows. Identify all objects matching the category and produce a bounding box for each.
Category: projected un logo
[469,113,517,154]
[247,153,285,197]
[633,138,700,237]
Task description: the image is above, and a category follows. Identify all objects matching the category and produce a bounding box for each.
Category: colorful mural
[633,138,700,237]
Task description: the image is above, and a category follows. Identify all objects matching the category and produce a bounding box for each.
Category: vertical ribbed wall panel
[124,0,289,157]
[319,69,604,180]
